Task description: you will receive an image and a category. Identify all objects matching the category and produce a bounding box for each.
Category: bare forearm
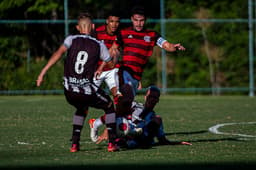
[162,41,186,52]
[37,45,66,86]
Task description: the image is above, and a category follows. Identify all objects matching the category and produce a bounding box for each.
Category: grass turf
[0,95,256,170]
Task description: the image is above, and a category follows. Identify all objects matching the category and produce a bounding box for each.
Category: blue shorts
[122,70,139,96]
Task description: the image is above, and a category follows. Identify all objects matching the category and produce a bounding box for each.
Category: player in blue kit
[90,85,192,148]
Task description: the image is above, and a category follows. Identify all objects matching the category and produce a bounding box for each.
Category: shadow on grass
[165,130,208,136]
[165,130,244,143]
[3,163,256,170]
[187,137,244,143]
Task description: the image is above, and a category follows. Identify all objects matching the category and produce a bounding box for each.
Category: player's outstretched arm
[162,41,186,52]
[158,136,192,146]
[180,141,192,145]
[168,141,192,145]
[36,45,67,86]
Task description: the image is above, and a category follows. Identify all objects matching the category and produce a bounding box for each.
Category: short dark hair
[147,85,160,98]
[144,85,160,112]
[107,10,121,18]
[78,12,93,20]
[131,6,146,17]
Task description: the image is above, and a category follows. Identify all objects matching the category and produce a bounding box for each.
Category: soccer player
[93,11,121,104]
[127,86,192,148]
[114,6,186,96]
[90,85,192,148]
[36,12,119,152]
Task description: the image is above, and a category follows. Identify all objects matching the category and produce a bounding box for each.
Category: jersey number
[75,51,88,74]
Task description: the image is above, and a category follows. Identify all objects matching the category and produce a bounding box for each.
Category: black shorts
[64,87,113,113]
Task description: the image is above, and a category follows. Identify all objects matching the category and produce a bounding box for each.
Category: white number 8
[75,51,88,74]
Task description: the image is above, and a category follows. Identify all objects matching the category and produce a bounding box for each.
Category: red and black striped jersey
[96,25,119,71]
[117,27,161,80]
[96,25,117,49]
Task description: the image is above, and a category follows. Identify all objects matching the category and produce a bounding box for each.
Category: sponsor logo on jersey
[68,77,90,85]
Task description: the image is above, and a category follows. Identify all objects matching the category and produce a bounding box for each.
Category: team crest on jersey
[144,36,151,42]
[128,35,133,39]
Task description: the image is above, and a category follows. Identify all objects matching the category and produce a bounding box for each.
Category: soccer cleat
[88,119,98,142]
[70,143,80,152]
[89,118,95,128]
[108,143,120,152]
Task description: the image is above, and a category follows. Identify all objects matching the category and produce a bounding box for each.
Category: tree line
[0,0,251,95]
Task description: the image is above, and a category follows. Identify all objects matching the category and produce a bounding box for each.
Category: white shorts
[93,68,119,91]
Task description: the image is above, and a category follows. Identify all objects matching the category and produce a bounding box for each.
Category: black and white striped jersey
[63,34,111,94]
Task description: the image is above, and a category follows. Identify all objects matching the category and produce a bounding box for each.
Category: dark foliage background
[0,0,253,95]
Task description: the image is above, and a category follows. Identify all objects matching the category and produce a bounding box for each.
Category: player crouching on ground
[89,85,192,149]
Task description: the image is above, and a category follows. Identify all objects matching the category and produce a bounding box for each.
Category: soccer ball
[116,117,130,137]
[116,117,143,137]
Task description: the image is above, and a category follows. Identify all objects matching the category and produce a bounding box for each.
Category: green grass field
[0,95,256,170]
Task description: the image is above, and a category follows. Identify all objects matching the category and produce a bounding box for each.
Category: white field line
[17,141,46,145]
[16,140,93,146]
[208,122,256,138]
